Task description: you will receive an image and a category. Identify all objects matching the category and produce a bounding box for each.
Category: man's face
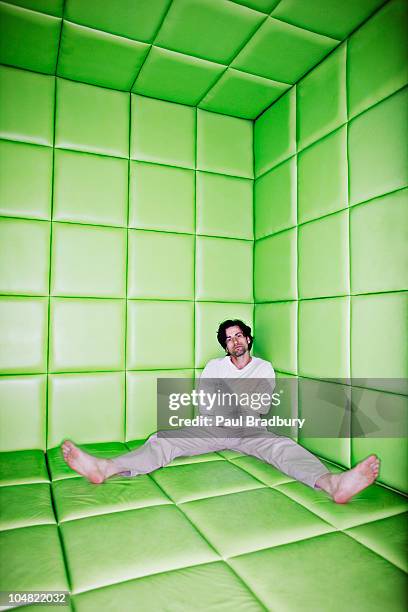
[225,325,250,358]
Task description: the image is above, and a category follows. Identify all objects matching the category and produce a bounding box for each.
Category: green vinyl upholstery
[1,0,407,610]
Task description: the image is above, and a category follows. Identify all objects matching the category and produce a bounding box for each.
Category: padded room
[0,0,407,610]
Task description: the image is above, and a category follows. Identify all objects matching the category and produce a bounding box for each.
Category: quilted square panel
[196,172,253,239]
[51,223,126,297]
[52,474,171,523]
[254,302,297,374]
[0,65,55,146]
[180,488,334,557]
[346,513,408,573]
[0,1,61,74]
[57,21,149,90]
[350,189,408,294]
[254,229,297,302]
[351,293,408,391]
[297,379,351,466]
[352,435,408,496]
[155,0,264,64]
[0,297,48,374]
[254,88,296,177]
[229,531,407,611]
[195,236,253,302]
[60,506,218,593]
[348,87,408,206]
[0,450,48,486]
[127,301,194,369]
[134,46,225,106]
[151,460,264,503]
[49,298,125,372]
[0,525,69,593]
[298,126,348,224]
[0,483,55,531]
[48,372,125,448]
[270,0,385,39]
[73,561,264,612]
[126,369,193,441]
[197,109,253,178]
[298,210,349,299]
[53,149,128,227]
[64,0,171,42]
[233,17,338,83]
[254,156,297,239]
[6,1,64,15]
[0,217,50,295]
[0,375,46,452]
[128,230,194,300]
[298,297,350,379]
[348,0,408,118]
[129,162,195,233]
[131,95,195,169]
[199,68,290,120]
[195,302,253,368]
[55,78,129,158]
[297,43,346,150]
[0,140,52,219]
[231,0,280,12]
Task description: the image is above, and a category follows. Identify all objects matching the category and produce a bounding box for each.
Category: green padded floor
[0,443,407,611]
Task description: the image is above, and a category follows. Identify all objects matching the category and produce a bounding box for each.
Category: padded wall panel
[48,372,125,447]
[348,0,408,118]
[298,297,350,379]
[64,0,171,43]
[352,434,408,495]
[351,293,408,394]
[128,230,194,300]
[298,210,349,299]
[197,110,253,178]
[51,223,127,297]
[254,88,296,177]
[127,301,194,370]
[298,126,348,224]
[0,297,48,374]
[0,65,55,146]
[129,162,195,233]
[0,1,61,74]
[0,140,52,219]
[49,298,125,372]
[126,369,193,441]
[348,87,408,206]
[297,43,346,151]
[0,375,46,451]
[53,149,128,227]
[196,172,253,239]
[233,17,338,84]
[254,157,297,239]
[57,21,149,91]
[4,1,64,16]
[196,236,253,302]
[55,78,129,158]
[131,95,195,169]
[254,229,297,302]
[195,302,253,368]
[350,189,408,295]
[254,302,297,374]
[0,217,50,295]
[134,46,225,107]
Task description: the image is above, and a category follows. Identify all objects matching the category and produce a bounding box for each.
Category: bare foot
[316,455,380,504]
[61,441,117,484]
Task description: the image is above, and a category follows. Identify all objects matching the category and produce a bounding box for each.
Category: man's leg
[62,427,230,484]
[229,431,380,504]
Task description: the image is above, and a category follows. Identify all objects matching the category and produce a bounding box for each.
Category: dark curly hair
[217,319,253,353]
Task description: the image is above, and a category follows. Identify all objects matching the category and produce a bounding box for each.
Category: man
[62,319,380,504]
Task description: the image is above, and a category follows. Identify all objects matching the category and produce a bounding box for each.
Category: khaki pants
[111,427,329,489]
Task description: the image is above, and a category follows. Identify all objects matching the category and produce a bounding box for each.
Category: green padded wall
[254,0,408,493]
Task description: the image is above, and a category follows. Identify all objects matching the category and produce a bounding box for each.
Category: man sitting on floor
[62,319,380,504]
